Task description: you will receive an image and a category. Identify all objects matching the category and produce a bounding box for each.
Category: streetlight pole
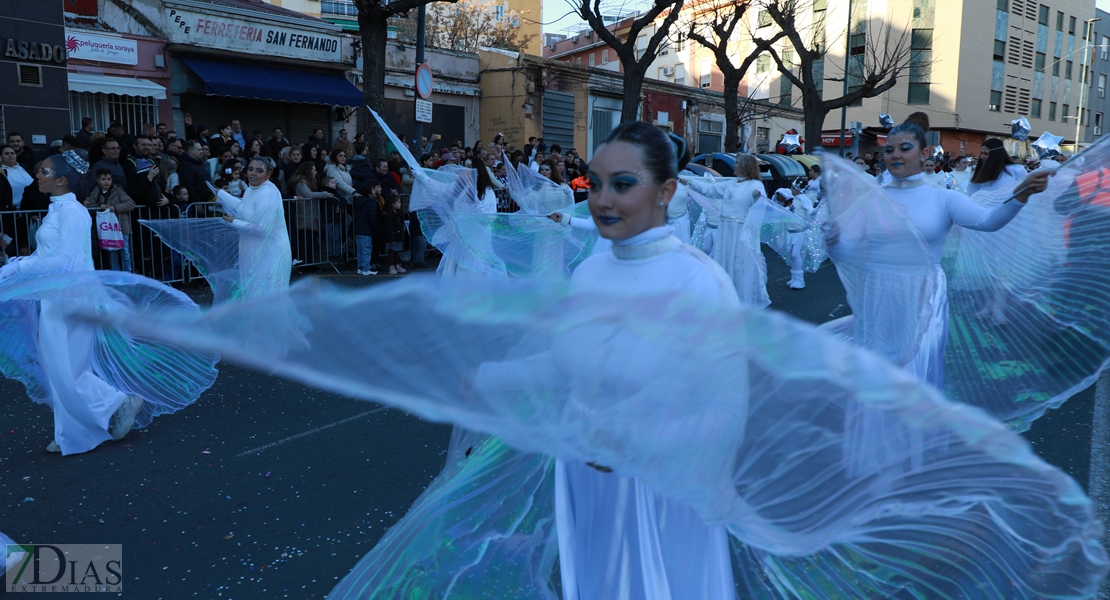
[1075,18,1100,152]
[837,0,854,157]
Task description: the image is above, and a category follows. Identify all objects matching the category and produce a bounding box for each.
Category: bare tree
[759,0,914,153]
[683,0,785,152]
[426,0,537,53]
[355,0,463,157]
[577,0,686,123]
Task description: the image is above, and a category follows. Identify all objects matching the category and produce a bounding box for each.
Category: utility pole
[1075,18,1100,152]
[412,6,427,158]
[837,0,854,157]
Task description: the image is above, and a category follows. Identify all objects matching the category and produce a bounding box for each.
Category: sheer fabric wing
[0,299,48,406]
[504,162,574,215]
[942,139,1110,429]
[114,276,1107,598]
[819,156,938,367]
[139,218,243,303]
[0,271,218,428]
[329,438,560,599]
[417,205,595,277]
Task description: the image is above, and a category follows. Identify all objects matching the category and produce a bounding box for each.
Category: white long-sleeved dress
[476,226,740,599]
[686,177,767,303]
[882,175,1025,387]
[557,226,739,599]
[2,194,129,455]
[437,187,498,275]
[217,181,292,299]
[966,164,1026,196]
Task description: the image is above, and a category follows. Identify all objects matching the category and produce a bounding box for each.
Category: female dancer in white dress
[544,122,738,599]
[436,161,498,275]
[683,155,768,303]
[141,157,291,303]
[967,137,1028,195]
[212,157,291,300]
[852,117,1050,388]
[5,152,144,454]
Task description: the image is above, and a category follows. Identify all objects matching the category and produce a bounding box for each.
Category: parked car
[684,163,723,178]
[757,154,808,196]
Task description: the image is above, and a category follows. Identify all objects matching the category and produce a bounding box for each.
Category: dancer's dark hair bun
[904,111,930,132]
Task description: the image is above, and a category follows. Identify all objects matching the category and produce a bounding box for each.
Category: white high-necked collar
[611,225,682,260]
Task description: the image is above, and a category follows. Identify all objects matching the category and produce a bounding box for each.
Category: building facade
[1,3,71,148]
[76,0,362,147]
[480,47,803,159]
[1080,7,1110,146]
[793,0,1098,156]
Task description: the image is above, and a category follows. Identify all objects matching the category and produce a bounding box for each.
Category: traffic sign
[415,98,433,123]
[415,63,433,100]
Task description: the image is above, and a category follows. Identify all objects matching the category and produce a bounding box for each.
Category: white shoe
[292,259,303,266]
[788,270,805,290]
[109,395,144,441]
[46,441,60,453]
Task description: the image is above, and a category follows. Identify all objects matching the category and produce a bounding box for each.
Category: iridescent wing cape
[109,276,1107,599]
[0,269,217,428]
[368,109,594,278]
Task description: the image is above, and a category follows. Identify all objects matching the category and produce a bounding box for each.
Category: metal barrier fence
[0,189,463,289]
[0,205,186,284]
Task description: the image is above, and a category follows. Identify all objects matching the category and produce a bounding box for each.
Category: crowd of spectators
[0,116,593,279]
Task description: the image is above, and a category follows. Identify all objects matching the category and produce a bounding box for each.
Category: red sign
[819,132,855,147]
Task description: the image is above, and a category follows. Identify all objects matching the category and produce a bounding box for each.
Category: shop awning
[67,73,167,99]
[180,55,362,106]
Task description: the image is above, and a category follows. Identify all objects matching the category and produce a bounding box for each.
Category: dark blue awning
[180,55,363,106]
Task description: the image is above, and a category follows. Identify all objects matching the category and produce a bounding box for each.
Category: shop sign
[166,7,345,63]
[819,132,855,147]
[64,31,138,66]
[2,37,67,64]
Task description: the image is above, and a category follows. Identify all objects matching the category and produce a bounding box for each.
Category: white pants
[39,300,127,455]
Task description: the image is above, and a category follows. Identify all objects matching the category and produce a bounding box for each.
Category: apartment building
[775,0,1099,156]
[1080,7,1110,145]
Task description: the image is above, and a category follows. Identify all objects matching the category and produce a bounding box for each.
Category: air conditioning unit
[662,66,675,76]
[1096,126,1103,135]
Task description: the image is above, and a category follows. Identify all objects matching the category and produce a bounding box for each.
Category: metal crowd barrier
[0,205,185,284]
[0,190,439,291]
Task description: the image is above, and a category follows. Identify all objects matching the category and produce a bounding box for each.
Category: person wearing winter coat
[352,181,383,275]
[324,148,357,197]
[177,140,214,205]
[87,168,137,272]
[380,194,406,275]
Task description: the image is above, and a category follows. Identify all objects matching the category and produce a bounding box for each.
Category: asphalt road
[0,251,1097,598]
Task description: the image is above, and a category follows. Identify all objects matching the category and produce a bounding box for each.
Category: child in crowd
[381,194,406,275]
[352,181,383,276]
[173,185,190,204]
[91,168,137,272]
[222,159,246,198]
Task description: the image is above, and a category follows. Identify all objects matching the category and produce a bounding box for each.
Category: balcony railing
[322,0,358,16]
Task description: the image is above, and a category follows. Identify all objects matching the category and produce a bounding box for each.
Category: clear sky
[1101,0,1110,12]
[540,0,653,35]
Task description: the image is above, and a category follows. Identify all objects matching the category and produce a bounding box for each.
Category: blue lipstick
[597,215,621,225]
